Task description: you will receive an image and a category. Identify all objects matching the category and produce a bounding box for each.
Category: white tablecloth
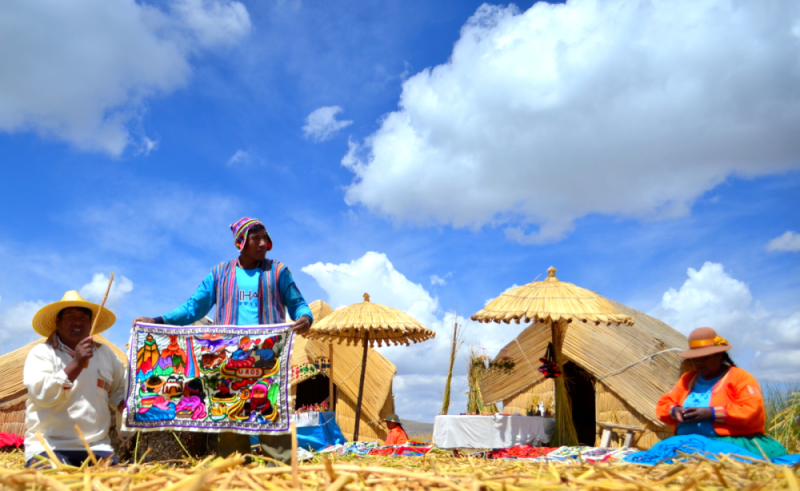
[433,415,555,449]
[291,412,321,427]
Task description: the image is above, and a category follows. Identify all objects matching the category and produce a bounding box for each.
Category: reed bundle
[465,348,498,415]
[1,448,798,491]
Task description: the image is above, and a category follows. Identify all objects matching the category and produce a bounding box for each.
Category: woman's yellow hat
[31,290,116,337]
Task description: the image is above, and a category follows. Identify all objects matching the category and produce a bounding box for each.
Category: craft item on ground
[0,433,23,448]
[318,442,379,456]
[122,322,293,435]
[367,444,435,457]
[487,445,558,459]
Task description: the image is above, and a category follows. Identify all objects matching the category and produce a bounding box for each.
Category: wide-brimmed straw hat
[31,290,116,337]
[383,414,402,424]
[680,327,731,359]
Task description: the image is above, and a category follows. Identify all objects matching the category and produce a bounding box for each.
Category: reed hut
[481,300,688,448]
[0,334,128,437]
[291,300,397,442]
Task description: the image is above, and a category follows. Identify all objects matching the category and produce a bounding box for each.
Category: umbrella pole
[551,319,579,447]
[353,332,369,442]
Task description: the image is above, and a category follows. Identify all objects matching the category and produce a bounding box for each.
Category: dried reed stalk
[0,449,797,491]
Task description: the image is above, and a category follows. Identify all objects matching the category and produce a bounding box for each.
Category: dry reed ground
[1,448,798,491]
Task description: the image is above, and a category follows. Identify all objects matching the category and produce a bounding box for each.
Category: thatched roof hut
[482,300,688,448]
[291,300,397,442]
[0,334,127,437]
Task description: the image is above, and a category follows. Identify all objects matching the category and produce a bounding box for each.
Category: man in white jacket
[24,291,127,468]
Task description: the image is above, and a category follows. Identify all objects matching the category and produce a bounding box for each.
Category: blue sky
[1,0,800,422]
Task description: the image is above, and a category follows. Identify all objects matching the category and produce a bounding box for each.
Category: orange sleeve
[656,372,691,425]
[712,369,765,434]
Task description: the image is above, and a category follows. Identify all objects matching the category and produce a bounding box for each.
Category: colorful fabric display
[487,445,559,459]
[537,343,561,378]
[624,435,799,466]
[318,442,379,456]
[623,435,764,465]
[122,322,293,435]
[367,443,435,457]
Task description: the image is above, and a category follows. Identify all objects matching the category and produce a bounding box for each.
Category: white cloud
[649,262,800,380]
[342,0,800,243]
[0,0,251,156]
[138,136,159,156]
[302,252,526,421]
[171,0,251,48]
[766,231,800,252]
[226,149,253,166]
[79,273,134,309]
[430,274,447,286]
[0,300,46,353]
[303,106,353,142]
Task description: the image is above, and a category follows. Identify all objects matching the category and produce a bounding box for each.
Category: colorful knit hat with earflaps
[230,217,272,251]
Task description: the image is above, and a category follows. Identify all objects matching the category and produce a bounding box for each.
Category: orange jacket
[384,426,409,446]
[656,367,765,436]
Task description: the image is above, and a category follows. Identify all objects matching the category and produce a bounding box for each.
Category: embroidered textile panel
[122,322,294,435]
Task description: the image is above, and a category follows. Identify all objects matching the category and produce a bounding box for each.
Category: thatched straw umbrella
[305,293,435,440]
[471,267,634,446]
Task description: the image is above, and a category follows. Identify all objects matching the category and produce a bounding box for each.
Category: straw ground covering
[2,448,799,491]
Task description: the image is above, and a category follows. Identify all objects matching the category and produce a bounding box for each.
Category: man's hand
[672,406,686,422]
[683,407,713,422]
[133,317,158,328]
[118,401,127,413]
[64,336,95,379]
[292,315,312,335]
[74,336,94,366]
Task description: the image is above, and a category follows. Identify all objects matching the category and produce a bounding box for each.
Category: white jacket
[23,337,127,461]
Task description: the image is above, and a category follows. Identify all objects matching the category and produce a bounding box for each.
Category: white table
[433,415,555,449]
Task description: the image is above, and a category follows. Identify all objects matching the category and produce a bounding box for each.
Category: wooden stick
[90,272,114,336]
[291,422,300,489]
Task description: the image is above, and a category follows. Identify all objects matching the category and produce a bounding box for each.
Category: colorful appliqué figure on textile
[122,322,294,435]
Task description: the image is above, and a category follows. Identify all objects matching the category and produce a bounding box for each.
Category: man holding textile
[134,217,313,463]
[24,291,127,467]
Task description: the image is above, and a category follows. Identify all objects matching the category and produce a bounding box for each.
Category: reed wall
[595,381,673,448]
[335,386,391,442]
[502,378,554,415]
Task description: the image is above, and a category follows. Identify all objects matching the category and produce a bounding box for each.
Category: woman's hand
[683,407,713,422]
[672,406,686,422]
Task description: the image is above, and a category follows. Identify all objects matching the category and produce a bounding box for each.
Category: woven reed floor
[1,449,798,491]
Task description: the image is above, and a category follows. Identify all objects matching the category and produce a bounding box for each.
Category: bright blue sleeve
[161,272,216,325]
[280,268,313,324]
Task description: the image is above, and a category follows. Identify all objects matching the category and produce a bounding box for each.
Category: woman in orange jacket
[656,327,787,458]
[383,414,409,446]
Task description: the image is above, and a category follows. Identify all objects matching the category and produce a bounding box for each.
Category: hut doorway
[563,362,596,446]
[293,374,331,410]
